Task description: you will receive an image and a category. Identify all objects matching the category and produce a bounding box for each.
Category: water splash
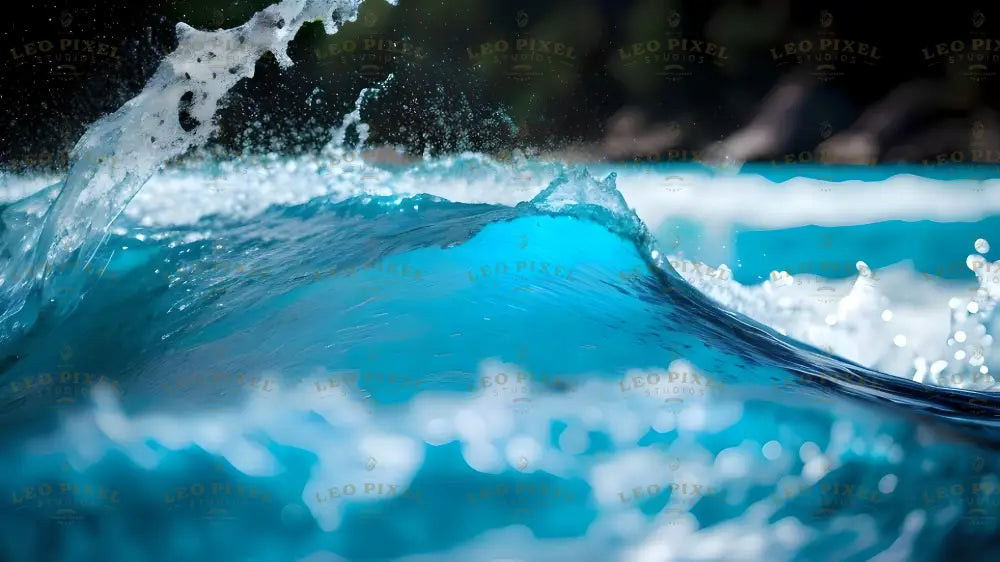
[0,0,395,341]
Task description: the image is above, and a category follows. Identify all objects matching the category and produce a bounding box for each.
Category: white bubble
[463,442,502,473]
[455,409,487,442]
[969,302,981,314]
[878,474,898,494]
[956,331,968,343]
[799,442,820,463]
[881,310,893,322]
[955,350,967,361]
[423,417,452,445]
[976,238,991,253]
[893,335,907,347]
[505,436,542,470]
[716,448,750,478]
[762,440,782,461]
[805,456,831,479]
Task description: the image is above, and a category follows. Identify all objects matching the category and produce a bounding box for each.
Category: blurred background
[2,0,1000,172]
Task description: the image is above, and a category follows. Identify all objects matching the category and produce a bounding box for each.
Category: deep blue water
[1,164,1000,561]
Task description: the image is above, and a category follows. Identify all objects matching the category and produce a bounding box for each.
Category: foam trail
[0,0,395,339]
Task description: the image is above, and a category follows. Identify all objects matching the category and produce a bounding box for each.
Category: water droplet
[975,238,991,253]
[878,474,898,494]
[881,310,893,322]
[956,331,968,343]
[762,441,782,460]
[893,335,907,347]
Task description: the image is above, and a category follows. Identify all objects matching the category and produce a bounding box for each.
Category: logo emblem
[973,120,985,140]
[516,10,529,28]
[663,175,686,193]
[969,398,990,415]
[973,10,986,29]
[819,121,833,139]
[663,507,685,525]
[663,397,685,425]
[820,10,834,28]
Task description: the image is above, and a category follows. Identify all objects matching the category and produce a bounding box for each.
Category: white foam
[8,163,1000,229]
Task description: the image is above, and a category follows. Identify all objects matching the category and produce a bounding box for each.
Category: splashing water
[0,0,396,340]
[672,243,998,392]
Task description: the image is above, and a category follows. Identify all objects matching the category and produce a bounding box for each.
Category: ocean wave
[3,0,1000,559]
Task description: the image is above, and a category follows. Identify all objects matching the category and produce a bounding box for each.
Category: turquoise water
[1,162,1000,561]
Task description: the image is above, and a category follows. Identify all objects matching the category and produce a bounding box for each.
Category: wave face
[2,160,1000,562]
